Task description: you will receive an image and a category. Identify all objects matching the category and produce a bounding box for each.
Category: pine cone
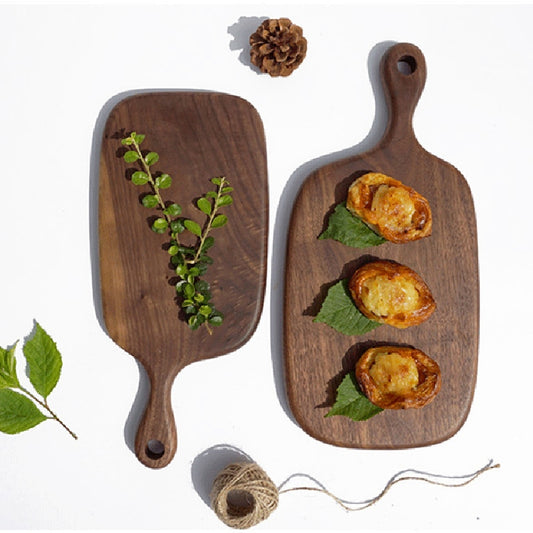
[249,18,307,77]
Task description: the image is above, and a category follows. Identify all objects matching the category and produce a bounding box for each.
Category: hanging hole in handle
[397,55,417,75]
[146,439,165,460]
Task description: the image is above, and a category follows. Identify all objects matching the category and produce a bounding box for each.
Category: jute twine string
[210,459,499,529]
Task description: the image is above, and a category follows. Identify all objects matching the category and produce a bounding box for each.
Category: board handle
[134,369,177,468]
[380,42,427,145]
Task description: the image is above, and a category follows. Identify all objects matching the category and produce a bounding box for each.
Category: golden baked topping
[346,172,432,243]
[349,260,435,329]
[368,351,419,394]
[356,346,441,410]
[360,274,421,318]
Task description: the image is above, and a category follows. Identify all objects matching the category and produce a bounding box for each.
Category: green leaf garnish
[319,203,386,248]
[23,323,62,399]
[314,280,380,336]
[0,389,48,434]
[0,344,20,389]
[0,323,77,438]
[325,372,383,421]
[120,132,233,333]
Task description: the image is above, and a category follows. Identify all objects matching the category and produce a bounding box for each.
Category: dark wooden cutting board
[284,43,479,449]
[98,92,268,468]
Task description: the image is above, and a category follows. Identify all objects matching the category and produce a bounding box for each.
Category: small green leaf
[216,195,233,208]
[141,195,159,209]
[175,280,187,293]
[325,372,383,421]
[183,283,195,299]
[208,311,224,326]
[167,245,179,256]
[155,173,172,189]
[314,280,380,336]
[197,197,212,215]
[184,219,202,237]
[170,220,184,234]
[152,218,168,233]
[121,137,133,146]
[135,134,145,144]
[222,186,234,193]
[0,344,19,389]
[123,150,139,163]
[199,305,212,317]
[144,152,159,166]
[205,191,217,199]
[0,389,47,434]
[163,203,182,217]
[319,203,386,249]
[211,214,228,228]
[201,236,215,252]
[131,171,149,185]
[211,177,222,186]
[188,267,200,277]
[23,322,62,399]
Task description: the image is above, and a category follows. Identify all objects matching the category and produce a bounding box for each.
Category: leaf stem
[189,176,227,265]
[131,138,179,244]
[19,386,78,440]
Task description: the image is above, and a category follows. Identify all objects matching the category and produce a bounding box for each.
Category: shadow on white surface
[268,40,396,425]
[227,15,267,74]
[191,443,254,507]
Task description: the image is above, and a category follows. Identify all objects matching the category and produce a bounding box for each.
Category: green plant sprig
[0,322,77,439]
[121,132,233,333]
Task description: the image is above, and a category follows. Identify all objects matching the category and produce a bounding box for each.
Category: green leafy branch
[121,132,233,333]
[0,322,77,439]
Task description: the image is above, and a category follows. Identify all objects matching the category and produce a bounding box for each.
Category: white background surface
[0,1,531,531]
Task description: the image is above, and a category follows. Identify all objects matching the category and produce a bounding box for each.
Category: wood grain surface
[98,92,268,468]
[284,43,479,449]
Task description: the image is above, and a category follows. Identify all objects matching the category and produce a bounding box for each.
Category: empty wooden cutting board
[98,92,268,468]
[284,43,479,448]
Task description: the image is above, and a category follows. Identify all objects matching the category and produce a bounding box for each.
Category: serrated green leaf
[325,372,383,421]
[131,171,149,185]
[211,214,227,228]
[141,194,159,209]
[184,219,202,237]
[23,322,62,399]
[0,343,19,389]
[0,389,48,434]
[144,152,159,166]
[123,150,139,163]
[155,173,172,189]
[314,280,380,336]
[163,203,181,217]
[319,203,386,249]
[197,197,212,215]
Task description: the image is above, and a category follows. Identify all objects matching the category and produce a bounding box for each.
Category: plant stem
[131,139,179,244]
[19,386,78,440]
[189,177,227,265]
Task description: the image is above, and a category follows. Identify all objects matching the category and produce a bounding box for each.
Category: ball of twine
[210,462,279,529]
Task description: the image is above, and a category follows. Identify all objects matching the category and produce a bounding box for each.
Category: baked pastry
[355,346,441,409]
[346,172,432,243]
[349,260,435,329]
